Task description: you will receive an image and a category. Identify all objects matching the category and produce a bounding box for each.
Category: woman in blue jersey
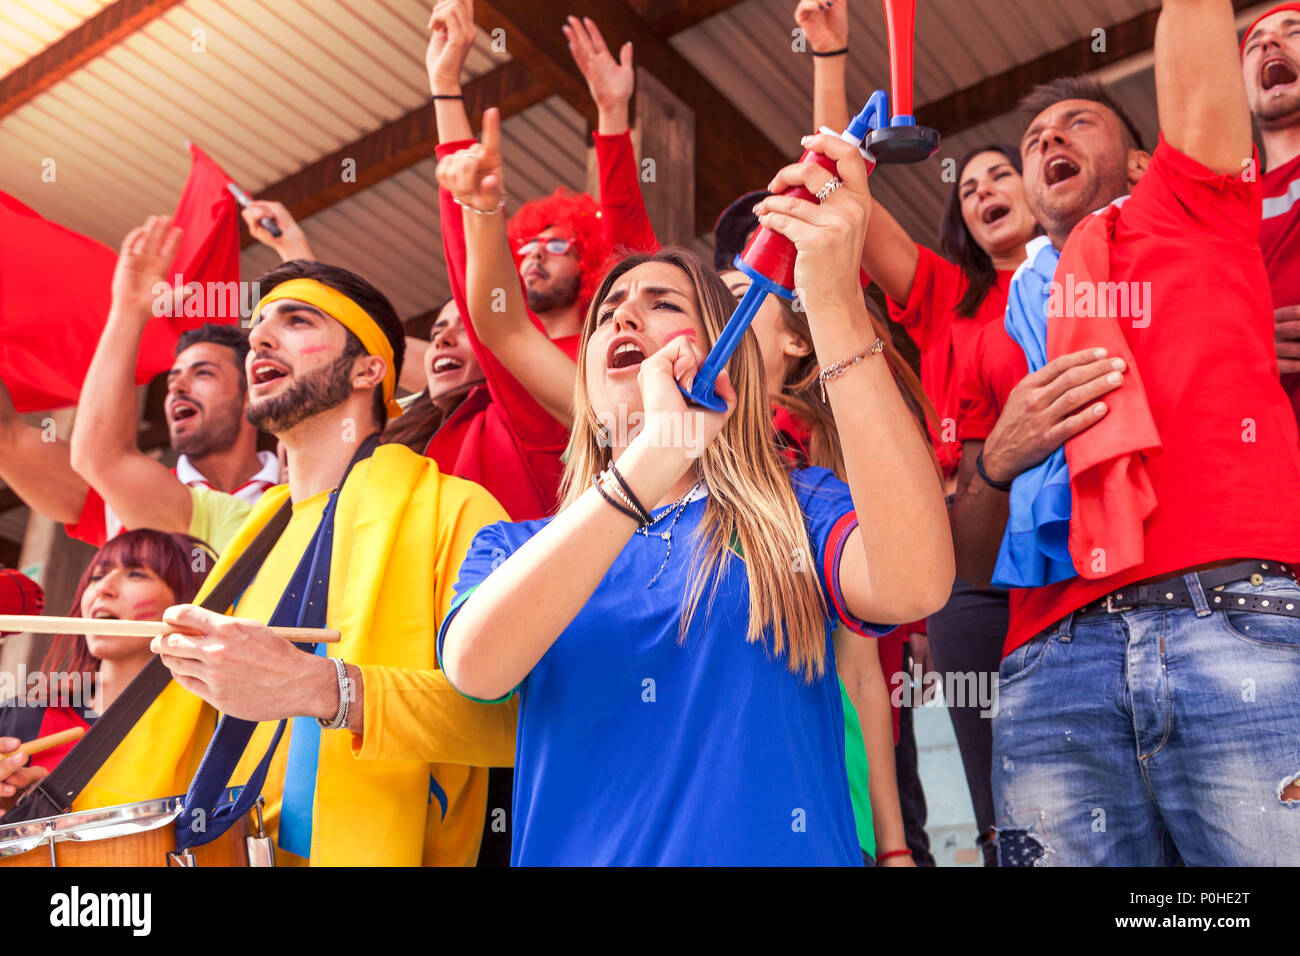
[436,131,954,865]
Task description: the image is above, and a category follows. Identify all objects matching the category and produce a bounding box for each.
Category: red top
[1259,150,1300,428]
[958,137,1300,655]
[431,132,656,520]
[0,703,92,775]
[887,245,1013,477]
[593,131,659,255]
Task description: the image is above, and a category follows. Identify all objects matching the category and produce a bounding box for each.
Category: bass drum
[0,788,273,867]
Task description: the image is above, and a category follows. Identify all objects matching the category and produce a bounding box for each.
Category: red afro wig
[507,188,612,318]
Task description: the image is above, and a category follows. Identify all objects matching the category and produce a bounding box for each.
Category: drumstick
[0,727,85,760]
[0,616,340,643]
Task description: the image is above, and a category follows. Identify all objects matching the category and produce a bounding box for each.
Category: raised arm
[69,217,194,536]
[757,134,953,624]
[240,199,315,263]
[1154,0,1253,174]
[429,0,476,143]
[0,381,87,524]
[791,0,918,304]
[440,109,577,424]
[564,15,658,252]
[795,0,852,133]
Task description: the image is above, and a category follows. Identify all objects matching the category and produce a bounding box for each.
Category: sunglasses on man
[516,236,575,258]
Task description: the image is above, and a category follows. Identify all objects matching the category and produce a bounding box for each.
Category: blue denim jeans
[991,572,1300,865]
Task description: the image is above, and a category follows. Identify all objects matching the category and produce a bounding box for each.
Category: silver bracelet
[317,657,351,730]
[818,337,885,401]
[453,189,507,215]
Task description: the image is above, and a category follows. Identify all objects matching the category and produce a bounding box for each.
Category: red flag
[0,144,243,413]
[167,142,243,332]
[0,193,175,412]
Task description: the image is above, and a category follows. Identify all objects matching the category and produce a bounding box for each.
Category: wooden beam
[477,0,786,235]
[916,0,1261,139]
[243,59,544,247]
[240,1,762,246]
[0,0,186,119]
[635,0,750,39]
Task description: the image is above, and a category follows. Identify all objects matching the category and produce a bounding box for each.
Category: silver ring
[815,177,844,202]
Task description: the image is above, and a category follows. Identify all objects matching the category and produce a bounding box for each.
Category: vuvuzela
[0,616,339,643]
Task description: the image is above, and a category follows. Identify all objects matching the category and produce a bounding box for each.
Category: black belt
[1074,560,1300,619]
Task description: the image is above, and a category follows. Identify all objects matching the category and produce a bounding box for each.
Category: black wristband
[975,450,1015,492]
[810,47,849,57]
[432,94,464,100]
[607,461,650,522]
[592,474,642,523]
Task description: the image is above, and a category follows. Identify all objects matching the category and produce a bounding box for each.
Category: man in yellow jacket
[140,215,515,865]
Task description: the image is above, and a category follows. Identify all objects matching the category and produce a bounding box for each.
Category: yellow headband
[253,277,402,420]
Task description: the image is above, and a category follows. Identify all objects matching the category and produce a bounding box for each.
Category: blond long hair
[770,294,936,477]
[560,248,831,682]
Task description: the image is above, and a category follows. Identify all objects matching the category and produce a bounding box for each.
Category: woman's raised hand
[755,133,873,317]
[436,106,505,212]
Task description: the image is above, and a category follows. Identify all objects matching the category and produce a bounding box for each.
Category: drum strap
[172,433,379,856]
[6,502,294,824]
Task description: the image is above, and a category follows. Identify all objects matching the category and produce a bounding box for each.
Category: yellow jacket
[92,443,517,865]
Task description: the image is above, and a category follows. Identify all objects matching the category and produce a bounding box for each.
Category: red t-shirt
[958,137,1300,655]
[433,133,655,520]
[1260,150,1300,427]
[887,246,1013,476]
[0,702,92,775]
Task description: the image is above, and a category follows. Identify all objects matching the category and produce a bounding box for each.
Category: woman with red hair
[0,530,213,815]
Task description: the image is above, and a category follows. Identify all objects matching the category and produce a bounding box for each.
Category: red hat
[1241,3,1300,55]
[0,568,44,637]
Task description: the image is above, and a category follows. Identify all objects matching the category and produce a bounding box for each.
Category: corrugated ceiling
[2,0,1269,331]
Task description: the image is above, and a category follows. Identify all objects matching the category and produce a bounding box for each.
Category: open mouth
[981,204,1010,225]
[250,359,289,386]
[1263,57,1299,91]
[607,338,648,371]
[90,610,119,620]
[1044,155,1081,187]
[432,355,465,375]
[169,402,199,423]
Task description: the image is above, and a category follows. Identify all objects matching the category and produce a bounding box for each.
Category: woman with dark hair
[795,0,1038,867]
[382,296,485,454]
[0,529,214,815]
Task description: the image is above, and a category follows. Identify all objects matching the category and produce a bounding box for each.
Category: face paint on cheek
[298,345,329,355]
[131,600,160,616]
[665,328,698,344]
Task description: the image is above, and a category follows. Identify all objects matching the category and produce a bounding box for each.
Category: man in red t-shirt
[950,1,1300,866]
[1241,4,1300,428]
